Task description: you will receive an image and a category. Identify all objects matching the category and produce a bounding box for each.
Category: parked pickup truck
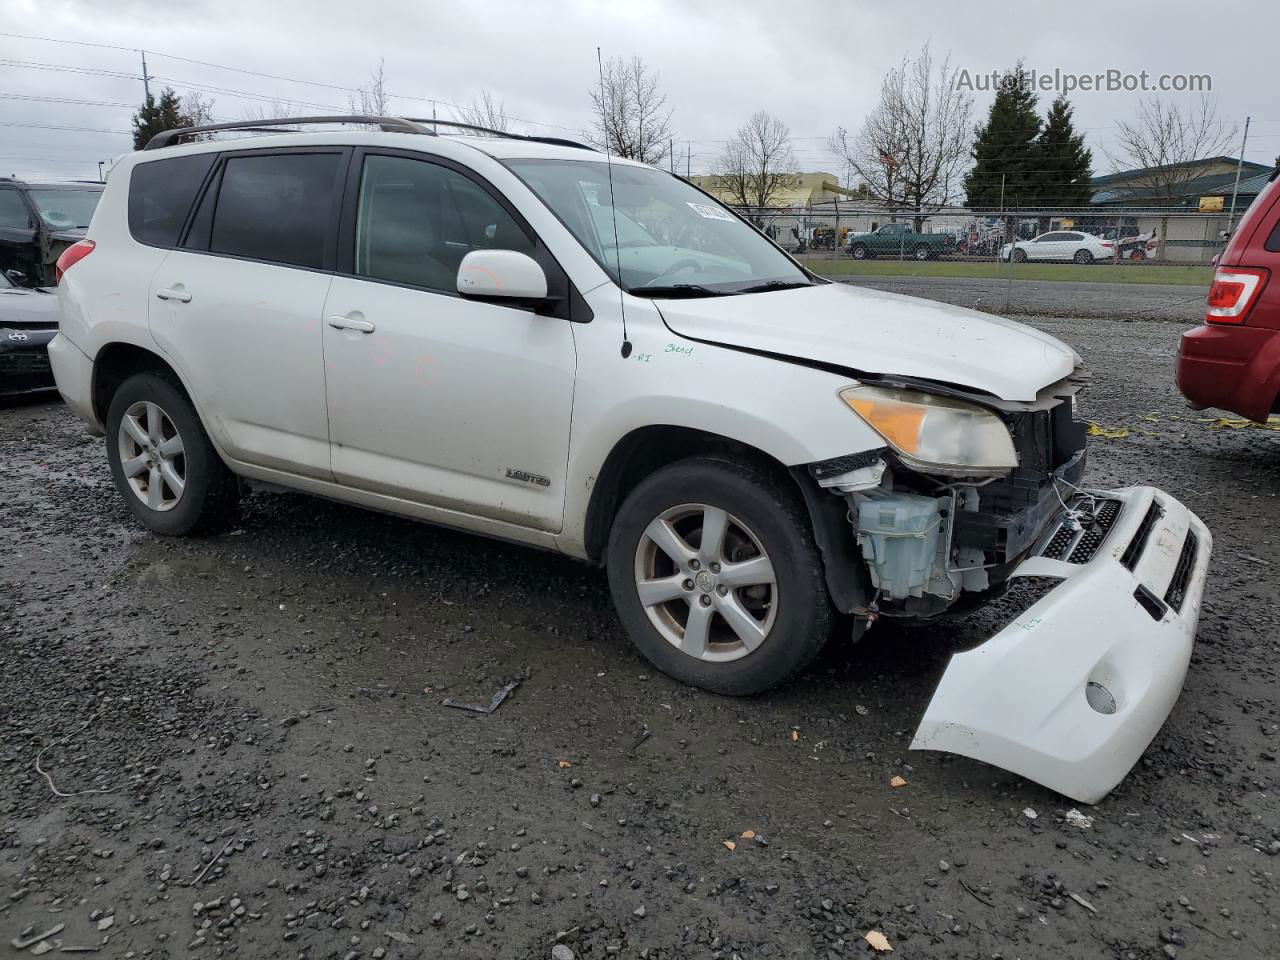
[846,223,955,261]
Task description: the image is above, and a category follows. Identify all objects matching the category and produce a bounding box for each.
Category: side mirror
[457,250,548,303]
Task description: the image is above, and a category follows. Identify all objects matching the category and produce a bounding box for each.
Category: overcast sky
[3,0,1278,184]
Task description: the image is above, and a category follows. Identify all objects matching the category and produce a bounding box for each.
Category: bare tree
[828,43,972,227]
[713,112,798,224]
[1108,95,1236,255]
[349,59,391,116]
[587,55,671,165]
[452,90,513,134]
[182,92,216,126]
[238,99,305,122]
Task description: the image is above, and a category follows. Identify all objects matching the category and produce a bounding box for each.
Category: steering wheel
[643,258,702,286]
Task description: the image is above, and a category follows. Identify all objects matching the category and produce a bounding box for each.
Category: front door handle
[156,287,191,303]
[327,315,376,334]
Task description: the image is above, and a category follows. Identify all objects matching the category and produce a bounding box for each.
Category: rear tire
[850,244,868,260]
[606,457,834,695]
[1074,249,1094,264]
[105,371,238,536]
[914,244,930,261]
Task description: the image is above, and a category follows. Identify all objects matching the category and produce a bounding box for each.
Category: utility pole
[686,141,690,179]
[669,138,674,174]
[140,50,151,102]
[1226,116,1251,234]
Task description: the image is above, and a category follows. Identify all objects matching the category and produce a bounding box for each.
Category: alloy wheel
[633,503,778,662]
[117,400,186,512]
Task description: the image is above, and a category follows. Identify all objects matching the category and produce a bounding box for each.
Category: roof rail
[144,115,433,150]
[405,119,597,153]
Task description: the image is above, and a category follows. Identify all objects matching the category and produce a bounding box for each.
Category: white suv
[51,116,1211,802]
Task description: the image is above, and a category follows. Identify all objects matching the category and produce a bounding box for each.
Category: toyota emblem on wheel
[7,332,27,342]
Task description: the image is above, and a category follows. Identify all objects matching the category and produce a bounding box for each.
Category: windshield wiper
[735,280,815,294]
[631,284,734,299]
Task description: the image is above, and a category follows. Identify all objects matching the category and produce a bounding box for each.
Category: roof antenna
[597,46,632,359]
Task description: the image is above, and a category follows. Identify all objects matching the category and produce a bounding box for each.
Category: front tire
[1012,248,1028,263]
[105,371,238,536]
[606,458,833,695]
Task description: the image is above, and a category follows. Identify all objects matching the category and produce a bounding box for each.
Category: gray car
[0,269,60,397]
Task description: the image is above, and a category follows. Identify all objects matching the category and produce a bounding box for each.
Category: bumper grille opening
[1164,529,1199,612]
[1039,497,1122,564]
[1120,499,1164,571]
[1133,583,1167,621]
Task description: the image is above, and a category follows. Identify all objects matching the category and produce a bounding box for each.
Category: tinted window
[0,189,30,229]
[1266,218,1280,254]
[210,153,343,269]
[354,154,534,291]
[129,154,216,247]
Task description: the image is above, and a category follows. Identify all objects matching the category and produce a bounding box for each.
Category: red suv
[1177,169,1280,421]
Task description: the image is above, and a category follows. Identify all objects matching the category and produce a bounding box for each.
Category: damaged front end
[815,373,1212,803]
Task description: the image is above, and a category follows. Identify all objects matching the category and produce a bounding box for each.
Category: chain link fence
[728,201,1231,266]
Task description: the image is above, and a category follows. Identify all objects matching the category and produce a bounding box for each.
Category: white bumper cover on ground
[911,485,1212,804]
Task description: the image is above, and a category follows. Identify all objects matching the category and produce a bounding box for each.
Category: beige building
[688,172,861,208]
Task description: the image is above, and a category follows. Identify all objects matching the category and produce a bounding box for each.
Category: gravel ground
[824,274,1207,323]
[2,301,1278,959]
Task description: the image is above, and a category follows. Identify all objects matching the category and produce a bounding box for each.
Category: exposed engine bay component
[854,490,945,601]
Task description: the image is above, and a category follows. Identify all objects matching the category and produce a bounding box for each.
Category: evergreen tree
[131,88,188,150]
[1035,96,1093,207]
[963,65,1041,209]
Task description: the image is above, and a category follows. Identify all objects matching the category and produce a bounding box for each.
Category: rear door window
[128,153,217,247]
[209,152,345,270]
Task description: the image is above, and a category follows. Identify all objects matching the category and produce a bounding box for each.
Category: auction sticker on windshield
[686,202,735,222]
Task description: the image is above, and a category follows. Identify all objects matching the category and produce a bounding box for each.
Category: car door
[0,187,38,281]
[147,148,347,480]
[320,150,577,532]
[1027,232,1057,260]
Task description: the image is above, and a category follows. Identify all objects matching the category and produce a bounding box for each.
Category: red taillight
[54,239,95,283]
[1205,266,1269,325]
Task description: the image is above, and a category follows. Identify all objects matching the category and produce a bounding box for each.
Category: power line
[0,121,130,135]
[0,93,134,109]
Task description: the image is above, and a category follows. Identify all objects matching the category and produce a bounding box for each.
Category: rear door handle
[156,287,191,303]
[327,315,376,333]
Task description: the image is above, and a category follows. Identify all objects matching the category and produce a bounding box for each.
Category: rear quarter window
[1265,219,1280,254]
[128,154,217,247]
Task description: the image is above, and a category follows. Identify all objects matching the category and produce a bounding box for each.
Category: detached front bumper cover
[911,485,1212,804]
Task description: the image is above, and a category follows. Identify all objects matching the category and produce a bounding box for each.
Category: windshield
[27,190,101,231]
[506,159,812,296]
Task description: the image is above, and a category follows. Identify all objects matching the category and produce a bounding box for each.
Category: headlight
[839,384,1018,476]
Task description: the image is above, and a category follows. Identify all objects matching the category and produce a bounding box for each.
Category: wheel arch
[581,424,868,614]
[92,342,190,425]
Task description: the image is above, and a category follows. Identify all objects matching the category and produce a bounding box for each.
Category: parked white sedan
[1000,230,1116,264]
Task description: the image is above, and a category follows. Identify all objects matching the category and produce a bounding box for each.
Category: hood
[655,282,1080,402]
[0,287,61,328]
